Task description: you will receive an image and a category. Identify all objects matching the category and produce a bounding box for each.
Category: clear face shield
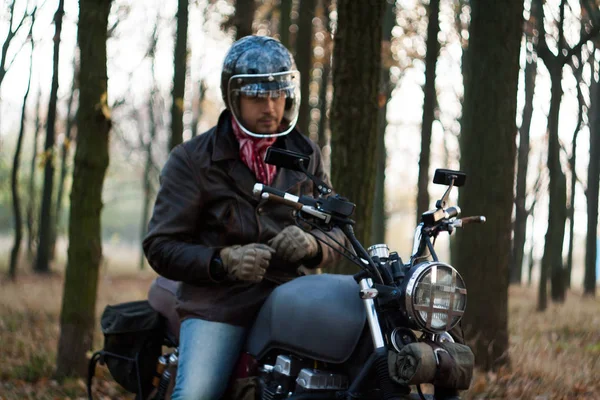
[228,70,301,138]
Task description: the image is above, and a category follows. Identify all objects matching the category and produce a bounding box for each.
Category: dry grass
[0,258,157,400]
[0,261,599,399]
[464,285,600,400]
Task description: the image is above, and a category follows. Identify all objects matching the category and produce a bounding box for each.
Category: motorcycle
[88,147,484,400]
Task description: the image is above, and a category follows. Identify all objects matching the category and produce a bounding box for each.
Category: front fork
[359,278,386,348]
[358,278,409,399]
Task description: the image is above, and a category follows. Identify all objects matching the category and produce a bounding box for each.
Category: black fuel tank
[245,274,366,364]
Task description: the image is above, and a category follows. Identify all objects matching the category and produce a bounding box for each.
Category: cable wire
[295,214,366,270]
[296,212,385,284]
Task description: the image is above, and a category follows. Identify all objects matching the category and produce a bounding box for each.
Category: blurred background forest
[0,0,599,398]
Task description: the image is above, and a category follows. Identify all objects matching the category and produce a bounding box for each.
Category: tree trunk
[56,0,112,378]
[416,0,440,221]
[585,63,599,296]
[139,102,156,270]
[372,0,396,244]
[35,0,65,274]
[510,38,537,285]
[140,135,155,270]
[169,0,188,151]
[190,80,205,138]
[52,65,78,259]
[528,205,537,286]
[329,0,385,274]
[233,0,256,40]
[9,32,34,280]
[566,5,591,287]
[541,65,568,305]
[534,0,600,302]
[316,52,330,150]
[455,0,469,107]
[316,0,331,150]
[455,0,523,370]
[449,0,469,269]
[140,29,158,270]
[565,78,584,289]
[372,97,387,245]
[296,0,317,136]
[279,0,293,49]
[26,83,43,257]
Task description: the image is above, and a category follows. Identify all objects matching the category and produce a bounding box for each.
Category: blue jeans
[171,318,247,400]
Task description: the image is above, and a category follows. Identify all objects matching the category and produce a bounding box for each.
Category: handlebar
[253,184,287,199]
[421,205,461,226]
[446,206,460,219]
[453,215,486,227]
[255,183,383,280]
[253,183,316,207]
[254,184,332,223]
[256,182,484,286]
[260,193,303,210]
[256,182,486,235]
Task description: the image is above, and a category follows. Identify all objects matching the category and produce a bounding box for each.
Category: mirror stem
[296,159,332,196]
[435,175,456,209]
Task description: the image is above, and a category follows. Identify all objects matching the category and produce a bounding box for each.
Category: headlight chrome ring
[404,261,467,333]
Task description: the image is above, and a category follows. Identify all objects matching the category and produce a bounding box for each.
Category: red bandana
[231,117,277,185]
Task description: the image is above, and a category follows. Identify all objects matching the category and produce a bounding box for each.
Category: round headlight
[404,262,467,333]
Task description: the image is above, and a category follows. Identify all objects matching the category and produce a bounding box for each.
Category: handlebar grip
[254,183,318,207]
[253,183,288,199]
[260,193,303,210]
[460,216,486,225]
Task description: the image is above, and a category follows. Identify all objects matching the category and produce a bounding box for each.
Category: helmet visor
[228,70,301,138]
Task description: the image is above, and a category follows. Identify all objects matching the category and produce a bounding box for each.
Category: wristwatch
[209,252,227,282]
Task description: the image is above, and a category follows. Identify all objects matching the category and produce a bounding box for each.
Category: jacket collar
[210,109,315,195]
[211,110,239,162]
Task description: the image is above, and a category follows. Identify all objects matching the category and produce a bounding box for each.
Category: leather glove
[220,243,275,282]
[268,225,319,264]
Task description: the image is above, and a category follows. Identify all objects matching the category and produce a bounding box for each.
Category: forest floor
[0,263,599,399]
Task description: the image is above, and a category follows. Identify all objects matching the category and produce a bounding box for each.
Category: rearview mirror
[264,147,310,172]
[433,169,466,187]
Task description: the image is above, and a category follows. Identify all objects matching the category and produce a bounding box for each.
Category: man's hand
[268,225,319,264]
[220,243,275,282]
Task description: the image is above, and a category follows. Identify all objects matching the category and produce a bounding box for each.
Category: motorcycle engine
[259,355,348,399]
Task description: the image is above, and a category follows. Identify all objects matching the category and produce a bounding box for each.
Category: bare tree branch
[564,23,600,64]
[4,6,38,76]
[526,156,546,216]
[0,0,34,86]
[535,0,600,69]
[534,0,556,68]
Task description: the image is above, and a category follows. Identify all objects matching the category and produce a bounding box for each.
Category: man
[143,35,346,400]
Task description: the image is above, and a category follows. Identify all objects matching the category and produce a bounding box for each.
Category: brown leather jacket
[143,111,348,326]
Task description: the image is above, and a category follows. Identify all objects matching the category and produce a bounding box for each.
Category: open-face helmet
[221,35,301,138]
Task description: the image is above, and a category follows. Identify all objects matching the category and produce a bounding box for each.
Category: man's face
[239,93,286,134]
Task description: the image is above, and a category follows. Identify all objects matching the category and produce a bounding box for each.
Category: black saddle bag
[87,300,164,399]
